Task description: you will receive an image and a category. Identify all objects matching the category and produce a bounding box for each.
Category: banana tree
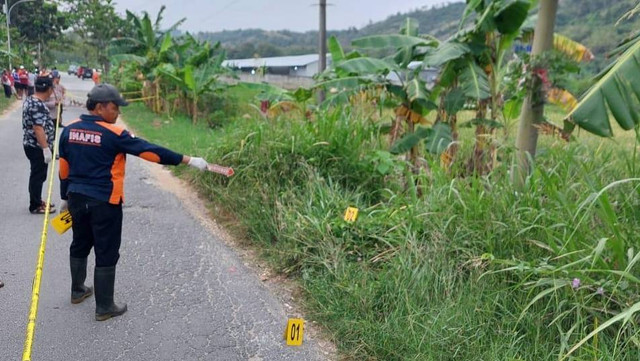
[109,5,185,77]
[316,19,444,171]
[155,41,229,124]
[426,0,532,174]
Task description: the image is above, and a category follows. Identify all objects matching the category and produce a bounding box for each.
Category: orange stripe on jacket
[139,151,161,163]
[96,121,125,136]
[109,153,126,204]
[59,157,69,180]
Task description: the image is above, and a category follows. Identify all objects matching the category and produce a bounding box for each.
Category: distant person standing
[92,69,101,84]
[2,70,12,98]
[27,70,36,96]
[45,72,66,127]
[23,76,56,214]
[18,66,28,98]
[8,69,17,99]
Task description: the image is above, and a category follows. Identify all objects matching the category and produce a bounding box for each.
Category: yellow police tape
[22,103,63,361]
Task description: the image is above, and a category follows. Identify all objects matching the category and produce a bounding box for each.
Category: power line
[193,0,244,26]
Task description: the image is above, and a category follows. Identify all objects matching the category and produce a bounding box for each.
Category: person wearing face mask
[23,76,56,214]
[58,83,210,321]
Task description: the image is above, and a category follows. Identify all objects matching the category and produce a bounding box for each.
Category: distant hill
[196,0,639,71]
[195,2,466,59]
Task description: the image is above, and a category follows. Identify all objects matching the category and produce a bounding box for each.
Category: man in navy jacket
[58,83,209,321]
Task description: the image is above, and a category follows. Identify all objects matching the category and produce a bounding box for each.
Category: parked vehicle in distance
[67,64,78,75]
[82,68,93,80]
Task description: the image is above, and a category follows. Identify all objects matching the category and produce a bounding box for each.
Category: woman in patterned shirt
[22,76,55,214]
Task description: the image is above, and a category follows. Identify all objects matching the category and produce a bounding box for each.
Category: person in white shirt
[27,71,36,96]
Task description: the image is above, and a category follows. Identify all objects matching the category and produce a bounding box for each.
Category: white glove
[60,200,68,212]
[43,147,52,164]
[187,157,208,170]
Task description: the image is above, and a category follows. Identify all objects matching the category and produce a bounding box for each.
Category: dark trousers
[3,84,11,98]
[23,145,48,212]
[68,193,123,267]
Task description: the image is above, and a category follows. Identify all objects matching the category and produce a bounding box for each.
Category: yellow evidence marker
[343,207,359,223]
[51,210,73,235]
[284,318,304,346]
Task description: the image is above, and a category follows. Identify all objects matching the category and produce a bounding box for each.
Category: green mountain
[196,0,639,71]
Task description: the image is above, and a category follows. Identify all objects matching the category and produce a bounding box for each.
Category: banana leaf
[159,33,173,55]
[184,65,195,91]
[390,123,452,155]
[400,18,419,37]
[460,0,483,31]
[336,57,397,75]
[460,60,491,100]
[425,123,453,154]
[390,126,432,154]
[314,76,373,91]
[319,91,352,109]
[494,0,531,35]
[423,42,471,67]
[328,36,345,63]
[553,34,594,63]
[444,88,466,114]
[154,63,180,82]
[406,78,429,103]
[292,88,313,103]
[352,35,435,49]
[566,37,640,137]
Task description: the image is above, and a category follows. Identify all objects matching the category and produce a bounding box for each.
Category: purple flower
[596,287,604,295]
[571,278,581,289]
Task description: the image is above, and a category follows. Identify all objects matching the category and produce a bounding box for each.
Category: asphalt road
[0,74,326,361]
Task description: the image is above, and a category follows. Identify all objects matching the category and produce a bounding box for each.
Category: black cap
[87,83,129,106]
[35,76,53,88]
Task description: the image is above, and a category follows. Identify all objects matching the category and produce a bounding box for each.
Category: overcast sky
[113,0,460,33]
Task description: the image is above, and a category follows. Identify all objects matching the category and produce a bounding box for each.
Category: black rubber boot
[70,256,93,304]
[94,266,127,321]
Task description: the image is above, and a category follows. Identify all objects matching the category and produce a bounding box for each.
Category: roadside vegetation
[105,0,640,360]
[122,99,640,360]
[0,95,16,113]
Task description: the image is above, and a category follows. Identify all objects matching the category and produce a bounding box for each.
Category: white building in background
[223,54,440,90]
[223,54,332,78]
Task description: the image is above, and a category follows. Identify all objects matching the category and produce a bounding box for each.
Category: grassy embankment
[121,87,640,360]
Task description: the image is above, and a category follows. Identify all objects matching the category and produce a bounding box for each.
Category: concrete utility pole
[317,0,327,103]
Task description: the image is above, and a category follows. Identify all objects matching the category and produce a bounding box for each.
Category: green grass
[121,99,640,361]
[0,95,16,113]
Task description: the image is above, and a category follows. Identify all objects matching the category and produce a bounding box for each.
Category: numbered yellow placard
[284,318,304,346]
[51,210,73,235]
[343,207,359,223]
